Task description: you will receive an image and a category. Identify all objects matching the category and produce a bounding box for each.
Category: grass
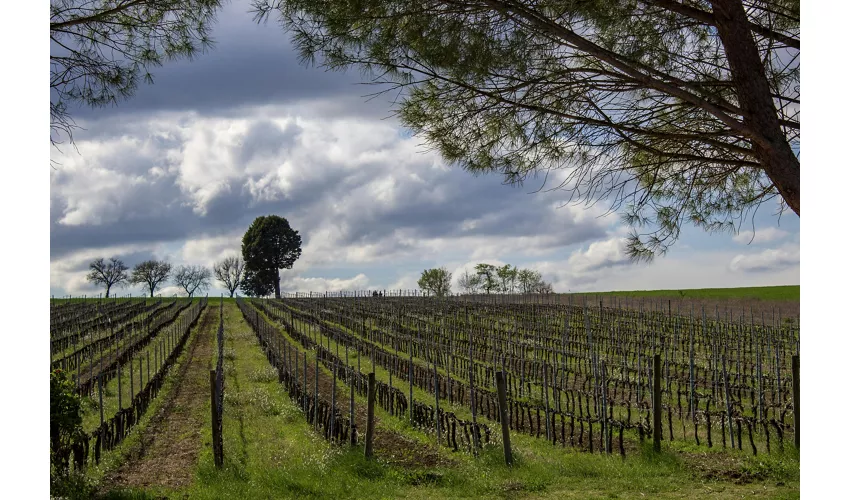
[564,286,799,301]
[91,301,799,499]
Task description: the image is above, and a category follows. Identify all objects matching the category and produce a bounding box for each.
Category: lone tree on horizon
[241,215,302,299]
[130,259,172,298]
[86,257,128,298]
[253,0,799,261]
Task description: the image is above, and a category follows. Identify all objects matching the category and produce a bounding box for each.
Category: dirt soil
[104,306,216,491]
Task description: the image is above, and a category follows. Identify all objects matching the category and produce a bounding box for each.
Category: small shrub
[51,369,86,493]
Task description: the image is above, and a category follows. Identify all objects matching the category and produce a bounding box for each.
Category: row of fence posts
[210,298,225,468]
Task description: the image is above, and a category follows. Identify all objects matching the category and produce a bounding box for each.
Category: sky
[48,0,800,299]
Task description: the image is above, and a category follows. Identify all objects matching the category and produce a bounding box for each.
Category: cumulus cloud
[732,226,789,245]
[729,246,800,273]
[51,101,612,297]
[280,273,371,293]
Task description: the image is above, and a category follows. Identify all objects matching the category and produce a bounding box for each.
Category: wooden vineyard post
[117,363,122,410]
[689,312,695,419]
[350,363,356,446]
[409,335,414,426]
[653,354,662,453]
[314,354,319,431]
[210,370,222,468]
[469,329,480,456]
[496,371,513,466]
[544,362,551,442]
[433,359,441,446]
[330,359,337,443]
[601,361,609,454]
[792,355,800,449]
[98,375,104,427]
[89,330,95,396]
[722,355,735,449]
[365,373,377,459]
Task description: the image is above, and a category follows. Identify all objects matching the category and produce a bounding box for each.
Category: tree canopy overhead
[50,0,223,147]
[253,0,799,260]
[242,215,303,298]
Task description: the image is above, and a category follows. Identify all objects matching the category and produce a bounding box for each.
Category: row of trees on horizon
[84,215,303,299]
[418,263,553,298]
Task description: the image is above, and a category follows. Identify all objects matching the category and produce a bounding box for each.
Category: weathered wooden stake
[365,372,377,459]
[496,371,513,466]
[792,355,800,449]
[433,359,441,446]
[409,335,414,425]
[331,359,337,442]
[544,363,551,442]
[722,355,735,449]
[98,375,104,427]
[210,370,222,467]
[314,354,319,430]
[117,364,122,410]
[653,354,662,453]
[350,363,356,446]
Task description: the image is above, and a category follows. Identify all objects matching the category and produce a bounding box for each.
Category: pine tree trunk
[711,0,800,215]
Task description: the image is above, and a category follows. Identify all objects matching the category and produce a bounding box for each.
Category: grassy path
[103,304,216,492]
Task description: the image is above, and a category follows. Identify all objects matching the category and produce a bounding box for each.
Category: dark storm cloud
[67,0,370,121]
[50,128,603,263]
[50,183,303,259]
[236,120,302,164]
[330,166,604,248]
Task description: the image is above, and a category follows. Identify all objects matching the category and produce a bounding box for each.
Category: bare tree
[457,269,481,294]
[213,256,245,297]
[534,281,554,295]
[173,265,212,297]
[130,260,172,298]
[86,257,128,298]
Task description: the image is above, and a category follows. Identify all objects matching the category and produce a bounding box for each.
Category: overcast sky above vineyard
[48,0,800,298]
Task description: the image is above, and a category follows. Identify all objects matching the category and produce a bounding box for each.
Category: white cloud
[729,246,800,273]
[179,233,243,268]
[50,101,800,298]
[281,273,370,293]
[733,226,789,245]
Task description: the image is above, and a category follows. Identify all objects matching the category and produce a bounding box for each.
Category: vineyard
[50,292,801,499]
[241,294,800,457]
[50,297,207,469]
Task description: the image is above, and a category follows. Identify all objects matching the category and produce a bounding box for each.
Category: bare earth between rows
[105,306,216,491]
